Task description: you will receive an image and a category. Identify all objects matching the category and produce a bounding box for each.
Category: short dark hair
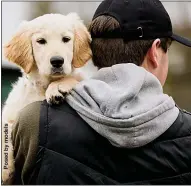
[89,16,172,68]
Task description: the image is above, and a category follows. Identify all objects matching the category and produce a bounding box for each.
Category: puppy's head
[4,13,92,77]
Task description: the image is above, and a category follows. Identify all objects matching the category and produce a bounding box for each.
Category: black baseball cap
[92,0,191,47]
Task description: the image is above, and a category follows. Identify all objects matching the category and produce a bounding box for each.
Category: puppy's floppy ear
[3,21,35,74]
[68,13,92,68]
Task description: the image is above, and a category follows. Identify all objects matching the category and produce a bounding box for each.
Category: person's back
[11,0,191,184]
[12,100,191,184]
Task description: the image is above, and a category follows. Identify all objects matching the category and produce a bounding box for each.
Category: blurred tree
[29,2,53,20]
[164,5,191,111]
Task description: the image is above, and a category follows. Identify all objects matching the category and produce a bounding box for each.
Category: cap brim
[171,34,191,47]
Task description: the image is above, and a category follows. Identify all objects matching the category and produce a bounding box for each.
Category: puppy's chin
[50,67,64,76]
[49,74,64,82]
[49,67,68,81]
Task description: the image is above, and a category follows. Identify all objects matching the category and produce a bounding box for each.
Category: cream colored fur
[2,13,98,184]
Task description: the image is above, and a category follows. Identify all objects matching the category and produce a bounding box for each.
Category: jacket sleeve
[11,101,42,184]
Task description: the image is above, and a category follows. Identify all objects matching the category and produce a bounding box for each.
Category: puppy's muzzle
[50,56,64,75]
[50,56,64,68]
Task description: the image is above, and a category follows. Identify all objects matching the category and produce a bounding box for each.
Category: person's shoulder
[179,108,191,126]
[155,107,191,142]
[19,101,42,119]
[12,101,42,145]
[12,101,43,184]
[169,107,191,137]
[181,109,191,116]
[175,105,191,122]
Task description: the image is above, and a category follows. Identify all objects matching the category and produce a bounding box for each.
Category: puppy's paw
[57,76,80,97]
[46,76,80,105]
[45,83,65,105]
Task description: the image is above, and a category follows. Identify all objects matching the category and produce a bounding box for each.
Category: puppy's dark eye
[62,37,71,43]
[37,38,47,44]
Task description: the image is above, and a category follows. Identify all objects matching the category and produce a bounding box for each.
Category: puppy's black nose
[50,56,64,68]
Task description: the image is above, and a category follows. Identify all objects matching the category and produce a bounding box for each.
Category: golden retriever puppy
[2,13,97,184]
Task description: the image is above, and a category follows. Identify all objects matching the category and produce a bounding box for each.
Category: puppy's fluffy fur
[2,13,97,184]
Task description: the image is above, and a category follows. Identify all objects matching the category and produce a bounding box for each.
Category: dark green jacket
[12,101,191,184]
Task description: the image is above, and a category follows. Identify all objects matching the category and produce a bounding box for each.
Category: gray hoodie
[66,63,179,148]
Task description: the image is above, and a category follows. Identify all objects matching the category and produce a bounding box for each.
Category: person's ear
[147,39,161,69]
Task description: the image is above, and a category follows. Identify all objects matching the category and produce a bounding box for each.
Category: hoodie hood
[66,63,179,148]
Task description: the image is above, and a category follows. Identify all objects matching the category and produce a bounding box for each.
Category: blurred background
[2,1,191,111]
